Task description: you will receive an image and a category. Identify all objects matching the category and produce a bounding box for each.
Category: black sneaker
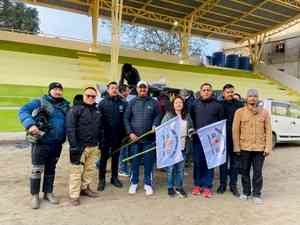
[217,185,226,194]
[175,188,188,198]
[230,186,240,197]
[97,179,106,192]
[111,177,123,188]
[168,188,176,197]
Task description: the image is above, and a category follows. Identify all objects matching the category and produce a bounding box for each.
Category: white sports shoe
[128,184,138,195]
[240,194,249,201]
[144,185,154,196]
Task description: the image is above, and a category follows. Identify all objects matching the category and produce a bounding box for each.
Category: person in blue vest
[19,82,69,209]
[124,81,161,196]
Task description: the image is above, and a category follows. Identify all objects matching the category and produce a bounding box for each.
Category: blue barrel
[238,56,250,70]
[226,54,239,69]
[212,52,225,67]
[206,56,213,65]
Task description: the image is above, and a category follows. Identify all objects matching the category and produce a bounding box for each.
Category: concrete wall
[262,35,300,79]
[0,30,201,65]
[256,63,300,94]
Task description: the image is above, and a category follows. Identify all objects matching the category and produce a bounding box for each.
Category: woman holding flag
[161,96,194,198]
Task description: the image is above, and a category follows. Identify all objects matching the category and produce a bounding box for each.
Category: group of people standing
[19,69,272,209]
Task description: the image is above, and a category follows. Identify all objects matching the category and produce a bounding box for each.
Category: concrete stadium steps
[77,52,109,83]
[134,66,298,101]
[0,49,298,102]
[0,50,100,88]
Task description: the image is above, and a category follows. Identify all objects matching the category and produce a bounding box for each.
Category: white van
[262,99,300,148]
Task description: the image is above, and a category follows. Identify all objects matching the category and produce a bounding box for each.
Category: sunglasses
[85,94,96,99]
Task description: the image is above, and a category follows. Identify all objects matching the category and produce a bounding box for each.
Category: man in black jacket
[66,87,103,206]
[119,63,141,87]
[124,81,161,196]
[98,81,127,191]
[217,84,244,197]
[190,83,224,198]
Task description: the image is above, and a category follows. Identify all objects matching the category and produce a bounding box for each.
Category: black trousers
[99,145,120,180]
[219,151,240,188]
[240,151,265,197]
[30,143,62,195]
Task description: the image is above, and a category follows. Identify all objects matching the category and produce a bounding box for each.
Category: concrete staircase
[78,52,110,83]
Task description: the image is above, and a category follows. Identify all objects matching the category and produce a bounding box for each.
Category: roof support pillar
[179,17,193,64]
[91,0,100,48]
[110,0,123,81]
[248,33,266,72]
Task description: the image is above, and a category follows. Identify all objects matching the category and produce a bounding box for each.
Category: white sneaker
[144,185,154,196]
[253,197,263,205]
[239,194,249,201]
[128,184,138,195]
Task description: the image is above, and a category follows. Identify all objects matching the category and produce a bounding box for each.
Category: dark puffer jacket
[124,96,161,142]
[19,95,69,144]
[98,95,127,148]
[190,97,224,162]
[66,103,103,150]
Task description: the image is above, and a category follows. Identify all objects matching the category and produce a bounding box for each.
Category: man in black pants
[19,82,69,209]
[217,84,243,197]
[233,89,272,204]
[98,81,128,191]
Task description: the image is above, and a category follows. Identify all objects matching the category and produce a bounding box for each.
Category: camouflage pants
[69,146,100,199]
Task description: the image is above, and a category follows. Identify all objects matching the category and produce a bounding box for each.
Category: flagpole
[122,146,156,162]
[111,129,154,155]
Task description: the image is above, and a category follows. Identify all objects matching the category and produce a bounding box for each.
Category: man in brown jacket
[233,89,272,204]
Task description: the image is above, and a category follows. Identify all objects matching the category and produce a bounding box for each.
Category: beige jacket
[232,106,272,153]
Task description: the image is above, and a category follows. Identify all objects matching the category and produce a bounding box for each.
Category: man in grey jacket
[124,81,161,196]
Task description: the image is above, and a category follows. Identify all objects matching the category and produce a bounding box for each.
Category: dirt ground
[0,143,299,225]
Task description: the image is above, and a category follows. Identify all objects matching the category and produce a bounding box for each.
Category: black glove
[69,148,83,165]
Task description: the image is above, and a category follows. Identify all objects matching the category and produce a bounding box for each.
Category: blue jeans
[193,142,214,189]
[166,152,185,189]
[130,142,155,186]
[119,147,129,174]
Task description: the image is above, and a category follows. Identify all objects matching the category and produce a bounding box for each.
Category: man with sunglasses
[97,81,127,191]
[66,87,103,206]
[124,81,161,195]
[190,83,224,198]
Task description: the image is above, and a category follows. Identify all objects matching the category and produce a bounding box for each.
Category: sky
[30,4,221,55]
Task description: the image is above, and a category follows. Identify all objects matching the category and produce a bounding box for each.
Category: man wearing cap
[124,80,161,196]
[233,89,272,204]
[19,82,70,209]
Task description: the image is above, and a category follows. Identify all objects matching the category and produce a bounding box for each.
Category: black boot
[98,178,106,192]
[111,177,123,188]
[230,186,240,197]
[217,185,226,194]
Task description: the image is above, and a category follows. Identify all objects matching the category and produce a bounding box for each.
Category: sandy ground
[0,143,299,225]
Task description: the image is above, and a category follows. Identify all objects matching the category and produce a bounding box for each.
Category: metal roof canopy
[21,0,300,42]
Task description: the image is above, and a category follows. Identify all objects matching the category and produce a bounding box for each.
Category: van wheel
[272,133,276,150]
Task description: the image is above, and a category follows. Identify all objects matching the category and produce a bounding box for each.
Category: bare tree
[122,23,208,56]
